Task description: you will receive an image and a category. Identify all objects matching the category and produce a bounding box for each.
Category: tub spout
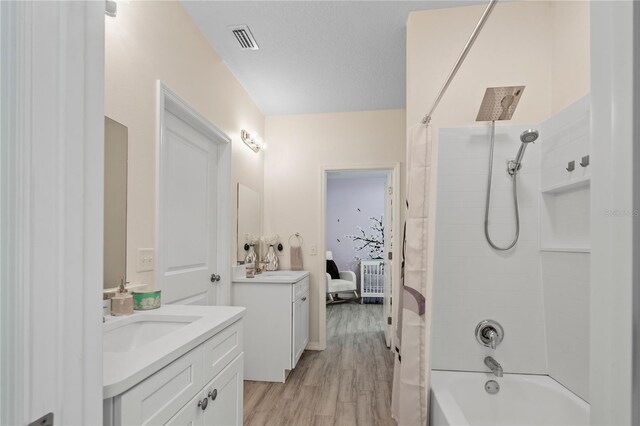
[484,356,503,377]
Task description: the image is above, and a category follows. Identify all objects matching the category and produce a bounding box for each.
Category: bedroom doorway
[320,164,400,350]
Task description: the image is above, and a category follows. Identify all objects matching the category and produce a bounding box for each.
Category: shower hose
[484,121,520,251]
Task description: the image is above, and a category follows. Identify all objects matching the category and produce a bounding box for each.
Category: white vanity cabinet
[103,306,245,426]
[231,271,310,382]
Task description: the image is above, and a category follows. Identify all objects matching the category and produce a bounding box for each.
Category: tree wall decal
[345,216,384,259]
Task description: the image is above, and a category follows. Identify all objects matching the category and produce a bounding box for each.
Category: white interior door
[159,110,219,305]
[383,173,393,347]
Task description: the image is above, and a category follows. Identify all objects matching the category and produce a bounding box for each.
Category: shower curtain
[391,123,434,425]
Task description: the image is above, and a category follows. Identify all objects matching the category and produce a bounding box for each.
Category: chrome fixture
[422,0,498,124]
[566,160,575,172]
[484,356,503,378]
[241,130,265,153]
[475,319,504,349]
[478,87,539,250]
[507,129,539,175]
[485,379,500,394]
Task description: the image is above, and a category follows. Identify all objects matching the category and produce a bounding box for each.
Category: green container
[132,290,161,310]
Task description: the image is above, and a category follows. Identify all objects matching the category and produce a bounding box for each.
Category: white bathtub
[430,370,589,425]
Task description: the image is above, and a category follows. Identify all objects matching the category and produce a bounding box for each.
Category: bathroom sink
[103,315,200,353]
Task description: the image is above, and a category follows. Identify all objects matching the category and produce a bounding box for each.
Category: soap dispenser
[111,277,134,316]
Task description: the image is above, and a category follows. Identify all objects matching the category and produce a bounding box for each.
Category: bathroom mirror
[237,183,261,263]
[104,117,128,289]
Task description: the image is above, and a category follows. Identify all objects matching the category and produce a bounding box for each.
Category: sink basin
[103,315,200,353]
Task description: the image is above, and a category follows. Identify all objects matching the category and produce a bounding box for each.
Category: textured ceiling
[180,1,482,116]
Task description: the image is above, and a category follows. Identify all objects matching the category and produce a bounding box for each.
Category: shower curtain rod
[422,0,498,125]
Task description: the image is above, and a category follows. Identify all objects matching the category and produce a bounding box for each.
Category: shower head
[520,129,539,143]
[511,128,540,174]
[476,86,525,121]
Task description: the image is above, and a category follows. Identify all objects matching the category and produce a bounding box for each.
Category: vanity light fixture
[241,129,266,153]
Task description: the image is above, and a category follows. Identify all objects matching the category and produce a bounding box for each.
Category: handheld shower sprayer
[509,129,539,175]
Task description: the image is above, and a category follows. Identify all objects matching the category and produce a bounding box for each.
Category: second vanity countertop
[103,304,245,398]
[231,269,309,284]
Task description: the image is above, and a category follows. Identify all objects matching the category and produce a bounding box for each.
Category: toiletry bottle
[111,277,134,316]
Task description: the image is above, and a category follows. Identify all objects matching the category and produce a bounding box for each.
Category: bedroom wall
[105,0,265,286]
[326,174,387,275]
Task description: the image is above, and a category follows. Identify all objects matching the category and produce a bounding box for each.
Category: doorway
[319,164,400,350]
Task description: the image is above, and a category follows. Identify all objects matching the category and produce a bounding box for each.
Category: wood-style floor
[243,303,397,426]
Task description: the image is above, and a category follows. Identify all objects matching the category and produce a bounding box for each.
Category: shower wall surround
[433,125,547,374]
[432,97,591,400]
[540,96,590,402]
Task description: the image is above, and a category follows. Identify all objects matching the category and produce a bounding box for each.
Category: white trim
[319,163,401,351]
[156,81,232,305]
[305,342,322,351]
[590,2,637,424]
[1,2,104,424]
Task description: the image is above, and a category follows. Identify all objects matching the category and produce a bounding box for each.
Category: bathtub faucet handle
[475,319,504,349]
[487,329,498,350]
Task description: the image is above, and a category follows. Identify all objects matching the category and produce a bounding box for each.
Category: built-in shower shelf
[540,247,591,253]
[541,176,590,194]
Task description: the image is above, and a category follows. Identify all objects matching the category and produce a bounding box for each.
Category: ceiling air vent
[230,25,259,51]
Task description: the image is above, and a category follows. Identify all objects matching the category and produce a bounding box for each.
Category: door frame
[0,2,104,424]
[318,163,401,351]
[156,81,232,305]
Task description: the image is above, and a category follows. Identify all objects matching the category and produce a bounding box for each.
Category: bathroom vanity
[103,305,245,425]
[231,269,310,382]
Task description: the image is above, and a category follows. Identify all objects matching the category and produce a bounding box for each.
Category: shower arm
[421,0,498,125]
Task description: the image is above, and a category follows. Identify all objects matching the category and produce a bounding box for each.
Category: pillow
[326,259,340,280]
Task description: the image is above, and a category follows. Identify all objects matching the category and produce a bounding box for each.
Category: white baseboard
[305,341,325,351]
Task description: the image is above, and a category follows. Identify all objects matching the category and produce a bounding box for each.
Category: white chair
[325,251,358,302]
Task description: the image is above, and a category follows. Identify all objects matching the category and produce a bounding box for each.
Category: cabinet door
[165,391,206,426]
[203,354,244,426]
[292,291,309,367]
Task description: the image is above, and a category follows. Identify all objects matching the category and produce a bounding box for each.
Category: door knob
[210,273,221,282]
[198,397,209,410]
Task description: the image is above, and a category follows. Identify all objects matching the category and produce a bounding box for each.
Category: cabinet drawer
[203,320,243,381]
[293,276,309,301]
[117,345,204,425]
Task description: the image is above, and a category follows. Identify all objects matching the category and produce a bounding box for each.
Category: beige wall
[264,110,406,347]
[407,1,589,128]
[105,0,265,286]
[551,1,590,115]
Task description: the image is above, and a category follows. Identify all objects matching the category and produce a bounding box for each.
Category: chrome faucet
[484,356,503,377]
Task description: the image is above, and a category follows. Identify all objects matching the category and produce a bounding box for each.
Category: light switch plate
[310,245,317,256]
[137,248,154,272]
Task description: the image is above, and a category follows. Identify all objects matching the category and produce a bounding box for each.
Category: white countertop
[231,269,309,284]
[103,304,245,398]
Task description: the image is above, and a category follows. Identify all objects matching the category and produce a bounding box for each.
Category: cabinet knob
[208,389,218,401]
[210,273,221,283]
[198,397,209,410]
[301,297,307,301]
